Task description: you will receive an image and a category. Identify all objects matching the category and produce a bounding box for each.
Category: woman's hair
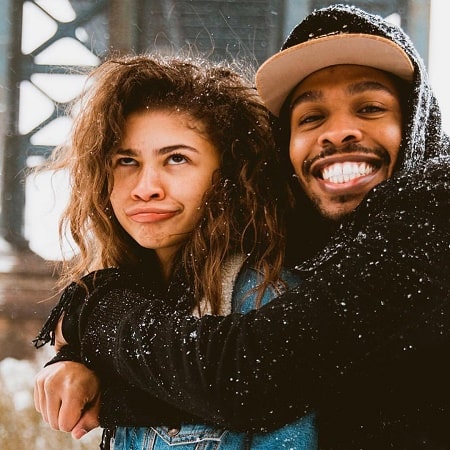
[47,53,289,312]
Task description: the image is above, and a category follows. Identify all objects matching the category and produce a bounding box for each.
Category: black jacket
[75,157,450,449]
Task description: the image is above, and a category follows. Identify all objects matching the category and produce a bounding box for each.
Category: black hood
[279,3,450,172]
[276,4,450,264]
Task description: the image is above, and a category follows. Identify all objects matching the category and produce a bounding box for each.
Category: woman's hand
[34,361,101,439]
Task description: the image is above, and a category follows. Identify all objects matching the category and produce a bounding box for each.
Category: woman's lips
[127,208,178,223]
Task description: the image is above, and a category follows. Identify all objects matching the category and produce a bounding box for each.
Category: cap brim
[256,33,414,116]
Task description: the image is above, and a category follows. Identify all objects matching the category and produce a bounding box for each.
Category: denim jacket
[112,261,317,450]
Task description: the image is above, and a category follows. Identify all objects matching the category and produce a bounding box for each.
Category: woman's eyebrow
[157,145,199,155]
[113,145,199,156]
[112,148,137,158]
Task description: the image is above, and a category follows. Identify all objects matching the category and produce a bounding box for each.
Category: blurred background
[0,1,448,448]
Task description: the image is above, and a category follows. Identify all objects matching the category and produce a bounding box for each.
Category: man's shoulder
[337,155,449,238]
[365,156,449,207]
[405,155,449,182]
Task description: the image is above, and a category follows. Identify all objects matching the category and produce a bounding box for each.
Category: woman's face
[110,110,220,273]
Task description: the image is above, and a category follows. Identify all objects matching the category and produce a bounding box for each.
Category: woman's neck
[156,249,178,282]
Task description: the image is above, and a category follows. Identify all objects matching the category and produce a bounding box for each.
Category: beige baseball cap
[255,33,414,117]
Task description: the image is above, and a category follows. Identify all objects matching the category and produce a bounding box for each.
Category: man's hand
[34,361,101,439]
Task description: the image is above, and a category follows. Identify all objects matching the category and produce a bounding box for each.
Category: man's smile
[310,152,384,185]
[321,161,375,184]
[300,143,391,193]
[304,152,387,196]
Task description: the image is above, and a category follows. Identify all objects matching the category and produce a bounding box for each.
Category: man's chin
[313,196,363,222]
[320,209,353,222]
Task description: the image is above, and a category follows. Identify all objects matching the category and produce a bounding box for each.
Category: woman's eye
[167,153,188,165]
[117,157,137,166]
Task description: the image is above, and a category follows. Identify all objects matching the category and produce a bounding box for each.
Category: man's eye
[298,113,324,126]
[167,153,188,165]
[304,114,321,123]
[360,104,384,114]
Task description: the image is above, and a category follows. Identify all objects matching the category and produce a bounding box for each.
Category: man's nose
[131,168,165,201]
[318,115,363,148]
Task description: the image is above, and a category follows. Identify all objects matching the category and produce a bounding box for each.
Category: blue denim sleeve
[232,267,302,314]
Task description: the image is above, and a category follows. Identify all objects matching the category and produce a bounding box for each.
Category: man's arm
[33,269,196,434]
[34,360,101,439]
[78,158,450,431]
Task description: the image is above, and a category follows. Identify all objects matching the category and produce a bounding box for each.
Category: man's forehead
[290,64,399,106]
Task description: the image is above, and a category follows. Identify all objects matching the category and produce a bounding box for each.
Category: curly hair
[47,53,289,313]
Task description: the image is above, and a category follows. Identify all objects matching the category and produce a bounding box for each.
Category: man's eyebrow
[290,90,323,111]
[348,80,395,95]
[290,80,396,111]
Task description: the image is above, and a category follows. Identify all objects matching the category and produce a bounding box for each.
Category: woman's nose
[130,168,165,201]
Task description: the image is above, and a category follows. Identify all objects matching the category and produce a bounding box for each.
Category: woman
[34,54,317,449]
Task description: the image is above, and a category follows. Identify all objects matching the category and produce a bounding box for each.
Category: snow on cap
[256,33,414,117]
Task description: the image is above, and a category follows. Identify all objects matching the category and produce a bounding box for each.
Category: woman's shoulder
[232,265,302,313]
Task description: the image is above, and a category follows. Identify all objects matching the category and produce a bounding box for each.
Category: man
[35,5,449,449]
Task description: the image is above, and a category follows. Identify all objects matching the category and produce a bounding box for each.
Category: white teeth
[321,162,374,184]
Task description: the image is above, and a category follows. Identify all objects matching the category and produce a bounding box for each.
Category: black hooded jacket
[36,5,450,449]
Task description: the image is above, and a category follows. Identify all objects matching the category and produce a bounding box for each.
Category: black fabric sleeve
[33,268,122,350]
[33,263,200,429]
[44,345,83,366]
[78,158,450,431]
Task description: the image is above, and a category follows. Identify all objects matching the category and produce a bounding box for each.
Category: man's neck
[286,203,340,266]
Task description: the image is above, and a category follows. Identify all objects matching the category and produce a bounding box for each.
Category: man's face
[289,65,402,220]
